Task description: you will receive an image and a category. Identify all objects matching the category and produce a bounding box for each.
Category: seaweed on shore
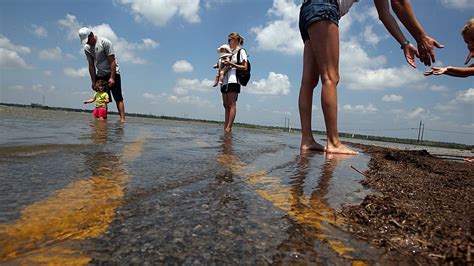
[342,143,474,265]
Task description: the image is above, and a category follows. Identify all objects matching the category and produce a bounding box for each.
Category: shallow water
[1,106,412,264]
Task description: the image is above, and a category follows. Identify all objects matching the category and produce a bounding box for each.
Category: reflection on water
[0,119,146,264]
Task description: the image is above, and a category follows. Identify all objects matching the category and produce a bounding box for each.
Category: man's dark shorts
[299,0,340,42]
[97,74,123,102]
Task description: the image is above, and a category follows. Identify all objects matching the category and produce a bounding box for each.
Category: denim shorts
[299,0,340,42]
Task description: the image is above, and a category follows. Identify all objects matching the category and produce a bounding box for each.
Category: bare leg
[308,21,357,154]
[222,92,238,132]
[116,101,125,123]
[299,40,325,151]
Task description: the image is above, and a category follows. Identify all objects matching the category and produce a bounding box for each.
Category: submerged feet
[300,137,358,155]
[326,142,358,155]
[300,138,326,152]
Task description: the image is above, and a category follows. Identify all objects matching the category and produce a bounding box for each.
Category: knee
[321,72,339,87]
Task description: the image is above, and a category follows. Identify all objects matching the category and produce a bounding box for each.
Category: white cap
[78,27,92,44]
[217,44,231,53]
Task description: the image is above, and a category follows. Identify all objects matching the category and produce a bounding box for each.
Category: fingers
[433,40,445,49]
[423,71,433,76]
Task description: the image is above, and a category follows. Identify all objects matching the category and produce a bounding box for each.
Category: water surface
[1,106,410,264]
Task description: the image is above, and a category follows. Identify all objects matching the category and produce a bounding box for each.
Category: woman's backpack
[236,48,251,86]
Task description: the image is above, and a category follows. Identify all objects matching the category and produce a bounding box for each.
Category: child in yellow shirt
[83,80,109,120]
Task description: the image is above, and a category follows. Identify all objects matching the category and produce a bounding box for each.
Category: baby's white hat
[217,44,231,53]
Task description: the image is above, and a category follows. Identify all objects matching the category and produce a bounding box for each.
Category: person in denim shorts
[297,0,443,154]
[297,0,357,154]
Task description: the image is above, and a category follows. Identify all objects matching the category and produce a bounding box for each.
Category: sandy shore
[342,142,473,264]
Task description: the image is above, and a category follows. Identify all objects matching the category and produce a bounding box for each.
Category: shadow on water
[0,120,146,264]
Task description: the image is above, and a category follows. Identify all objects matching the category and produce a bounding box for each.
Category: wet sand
[343,143,473,265]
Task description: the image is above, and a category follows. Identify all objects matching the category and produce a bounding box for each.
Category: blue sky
[0,0,473,145]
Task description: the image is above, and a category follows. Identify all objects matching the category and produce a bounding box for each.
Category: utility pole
[417,120,422,143]
[420,123,425,142]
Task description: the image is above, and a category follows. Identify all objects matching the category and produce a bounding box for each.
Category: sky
[0,0,473,145]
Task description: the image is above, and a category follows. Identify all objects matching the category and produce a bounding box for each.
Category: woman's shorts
[93,107,107,118]
[299,0,340,42]
[221,83,241,94]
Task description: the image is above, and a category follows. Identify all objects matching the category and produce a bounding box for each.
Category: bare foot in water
[326,142,358,155]
[300,138,325,152]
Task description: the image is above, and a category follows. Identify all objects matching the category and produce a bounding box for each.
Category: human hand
[417,35,444,66]
[465,50,474,65]
[423,66,448,76]
[108,77,115,87]
[403,43,419,68]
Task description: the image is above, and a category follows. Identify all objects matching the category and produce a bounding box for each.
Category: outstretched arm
[390,0,444,66]
[424,65,474,78]
[374,0,418,68]
[83,96,95,104]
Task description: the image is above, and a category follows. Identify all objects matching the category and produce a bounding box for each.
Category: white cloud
[58,15,159,65]
[38,47,64,61]
[173,78,214,95]
[117,0,200,26]
[173,60,194,73]
[361,25,385,45]
[434,88,474,112]
[429,84,449,92]
[407,107,425,119]
[167,95,212,108]
[382,94,403,102]
[340,40,423,90]
[439,0,474,9]
[31,24,48,38]
[247,72,291,96]
[250,0,302,55]
[64,67,88,78]
[143,92,159,99]
[0,48,32,69]
[0,35,31,54]
[44,70,52,76]
[29,84,56,93]
[342,103,378,113]
[58,14,83,41]
[455,88,474,104]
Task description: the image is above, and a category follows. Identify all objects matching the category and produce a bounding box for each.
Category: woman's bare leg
[299,40,325,151]
[307,21,357,154]
[222,92,238,132]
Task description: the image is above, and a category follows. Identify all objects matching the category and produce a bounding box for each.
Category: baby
[213,44,233,87]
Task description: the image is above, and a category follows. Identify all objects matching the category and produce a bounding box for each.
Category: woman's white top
[338,0,358,17]
[223,47,248,85]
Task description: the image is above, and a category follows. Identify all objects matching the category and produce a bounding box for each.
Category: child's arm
[424,65,474,78]
[83,96,95,104]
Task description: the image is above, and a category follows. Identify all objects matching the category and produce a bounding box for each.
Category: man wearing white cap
[78,27,125,122]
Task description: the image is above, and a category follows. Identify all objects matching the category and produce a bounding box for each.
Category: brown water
[0,106,413,264]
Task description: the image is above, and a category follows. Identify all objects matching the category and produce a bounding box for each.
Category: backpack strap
[236,48,241,65]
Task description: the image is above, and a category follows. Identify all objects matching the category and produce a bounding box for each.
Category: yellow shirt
[94,92,109,108]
